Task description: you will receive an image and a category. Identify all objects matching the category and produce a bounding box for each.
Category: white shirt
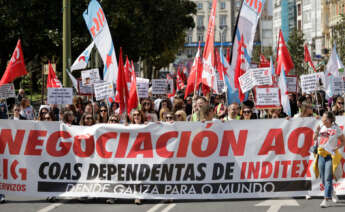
[318,123,343,154]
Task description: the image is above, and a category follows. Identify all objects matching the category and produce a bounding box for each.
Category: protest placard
[81,68,100,85]
[47,88,73,105]
[250,68,272,86]
[78,79,94,96]
[331,77,345,96]
[255,86,280,109]
[137,78,149,98]
[152,79,168,95]
[217,80,225,93]
[286,75,298,93]
[0,83,16,99]
[93,81,115,101]
[239,71,255,93]
[300,73,325,93]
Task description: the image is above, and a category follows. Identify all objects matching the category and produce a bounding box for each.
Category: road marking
[147,203,165,212]
[147,203,176,212]
[161,204,176,212]
[255,199,299,212]
[37,203,63,212]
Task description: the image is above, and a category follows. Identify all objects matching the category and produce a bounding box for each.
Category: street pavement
[1,195,345,212]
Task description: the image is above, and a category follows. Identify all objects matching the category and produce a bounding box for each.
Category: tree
[287,28,305,76]
[101,0,196,79]
[332,14,345,63]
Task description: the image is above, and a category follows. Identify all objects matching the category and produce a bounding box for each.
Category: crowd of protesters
[0,88,340,125]
[0,88,344,206]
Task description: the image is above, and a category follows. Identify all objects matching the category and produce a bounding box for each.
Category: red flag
[0,40,28,86]
[184,43,202,98]
[304,44,316,72]
[176,69,185,90]
[215,49,224,81]
[127,63,138,114]
[124,56,132,83]
[47,62,62,88]
[167,74,176,98]
[259,54,270,68]
[234,35,246,102]
[116,48,129,114]
[226,48,231,64]
[276,30,294,76]
[201,0,218,94]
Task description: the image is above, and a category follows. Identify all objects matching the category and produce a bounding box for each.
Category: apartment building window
[197,2,203,10]
[220,2,226,9]
[220,31,227,43]
[220,15,227,27]
[197,15,204,28]
[297,4,301,16]
[209,2,212,9]
[197,32,204,42]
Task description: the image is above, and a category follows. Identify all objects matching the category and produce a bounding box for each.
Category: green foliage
[0,0,196,84]
[332,14,345,63]
[287,28,305,76]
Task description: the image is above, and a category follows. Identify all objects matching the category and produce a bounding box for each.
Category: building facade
[322,0,345,54]
[272,0,296,52]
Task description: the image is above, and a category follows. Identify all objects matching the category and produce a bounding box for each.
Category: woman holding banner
[313,111,345,208]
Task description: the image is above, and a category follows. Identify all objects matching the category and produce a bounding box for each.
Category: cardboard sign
[0,83,16,99]
[81,68,100,85]
[152,79,169,95]
[250,68,272,86]
[94,81,115,101]
[300,72,325,93]
[255,86,280,109]
[331,77,345,96]
[137,78,149,98]
[239,71,255,93]
[47,88,73,105]
[286,75,298,93]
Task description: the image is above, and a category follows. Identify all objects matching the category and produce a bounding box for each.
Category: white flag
[83,0,118,84]
[325,44,344,97]
[278,66,291,117]
[326,44,344,78]
[71,41,94,71]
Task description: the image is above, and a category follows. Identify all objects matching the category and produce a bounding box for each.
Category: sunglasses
[133,113,140,117]
[100,110,107,112]
[109,119,118,122]
[337,102,344,105]
[243,110,252,114]
[175,114,182,117]
[14,109,20,112]
[85,117,93,120]
[166,116,174,120]
[43,117,52,120]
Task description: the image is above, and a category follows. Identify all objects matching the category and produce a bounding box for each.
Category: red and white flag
[47,62,62,88]
[259,54,270,68]
[124,56,132,83]
[201,0,218,94]
[115,48,129,114]
[176,68,185,90]
[276,30,294,76]
[185,43,202,98]
[0,40,28,86]
[234,35,246,102]
[304,44,316,72]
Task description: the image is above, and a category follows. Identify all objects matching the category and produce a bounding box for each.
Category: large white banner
[1,118,345,199]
